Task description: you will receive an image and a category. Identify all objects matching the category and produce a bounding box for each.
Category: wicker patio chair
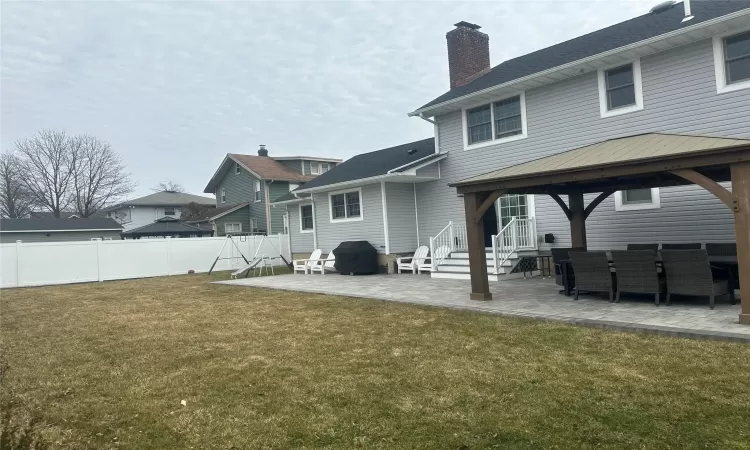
[611,250,663,305]
[551,247,576,288]
[662,243,702,250]
[660,249,734,309]
[705,243,737,256]
[626,243,659,252]
[568,251,615,301]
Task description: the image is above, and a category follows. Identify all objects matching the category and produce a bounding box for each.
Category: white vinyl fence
[0,235,290,288]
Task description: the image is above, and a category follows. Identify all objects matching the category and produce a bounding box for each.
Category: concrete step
[438,258,513,267]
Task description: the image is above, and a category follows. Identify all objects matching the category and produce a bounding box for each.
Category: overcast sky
[2,0,648,198]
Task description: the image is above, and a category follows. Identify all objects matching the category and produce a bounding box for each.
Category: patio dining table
[558,255,739,297]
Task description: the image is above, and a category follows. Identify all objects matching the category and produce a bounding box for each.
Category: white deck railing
[429,221,454,271]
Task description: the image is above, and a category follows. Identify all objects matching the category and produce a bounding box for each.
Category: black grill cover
[333,241,378,275]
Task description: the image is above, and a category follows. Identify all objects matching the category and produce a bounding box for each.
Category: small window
[310,162,321,175]
[164,207,175,216]
[221,188,226,203]
[300,204,314,232]
[464,93,527,149]
[321,163,330,173]
[467,105,492,144]
[329,189,362,221]
[254,181,261,202]
[597,59,643,117]
[225,223,242,234]
[615,188,660,211]
[605,64,636,110]
[249,218,257,233]
[493,97,523,139]
[724,31,750,85]
[235,162,241,175]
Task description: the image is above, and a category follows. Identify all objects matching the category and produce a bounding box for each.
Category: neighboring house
[103,191,216,232]
[121,217,213,239]
[29,211,81,219]
[277,1,750,277]
[0,218,123,243]
[202,145,342,236]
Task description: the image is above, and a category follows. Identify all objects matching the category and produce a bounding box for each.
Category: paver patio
[218,274,748,342]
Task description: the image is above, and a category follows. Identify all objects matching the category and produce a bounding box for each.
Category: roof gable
[113,191,215,207]
[414,1,750,114]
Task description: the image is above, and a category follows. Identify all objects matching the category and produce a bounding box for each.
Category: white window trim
[462,91,528,151]
[253,180,261,203]
[328,187,364,223]
[224,222,242,233]
[299,203,314,234]
[220,188,227,204]
[614,188,661,212]
[597,58,644,118]
[712,27,750,94]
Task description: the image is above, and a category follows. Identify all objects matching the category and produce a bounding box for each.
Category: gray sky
[2,0,647,198]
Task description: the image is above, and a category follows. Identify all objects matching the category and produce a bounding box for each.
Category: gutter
[408,8,750,117]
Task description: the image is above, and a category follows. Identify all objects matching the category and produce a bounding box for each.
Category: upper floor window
[614,188,660,212]
[713,29,750,94]
[597,59,643,118]
[321,163,330,173]
[464,92,527,149]
[300,204,314,232]
[235,162,241,175]
[310,162,320,175]
[164,207,175,216]
[253,181,261,202]
[221,188,226,203]
[329,188,362,222]
[225,222,241,234]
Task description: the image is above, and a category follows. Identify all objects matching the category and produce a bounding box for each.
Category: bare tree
[70,134,135,217]
[152,181,185,193]
[15,130,76,218]
[0,152,35,218]
[180,202,214,222]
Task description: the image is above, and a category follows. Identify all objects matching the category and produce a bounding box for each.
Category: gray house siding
[385,183,418,253]
[415,163,439,178]
[287,203,315,253]
[1,230,122,243]
[268,181,291,234]
[416,38,749,249]
[215,168,268,233]
[311,183,385,253]
[214,207,251,236]
[278,160,303,173]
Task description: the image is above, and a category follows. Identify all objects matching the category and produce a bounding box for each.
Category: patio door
[498,194,530,227]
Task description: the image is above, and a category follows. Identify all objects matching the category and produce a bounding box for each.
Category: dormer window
[463,92,528,150]
[235,163,241,175]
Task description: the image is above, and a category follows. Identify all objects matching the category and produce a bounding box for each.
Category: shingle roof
[417,1,750,111]
[185,202,249,222]
[230,154,315,182]
[289,138,435,193]
[453,133,750,186]
[122,217,208,237]
[0,218,123,232]
[112,191,216,208]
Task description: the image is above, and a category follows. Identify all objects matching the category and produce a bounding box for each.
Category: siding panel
[287,204,315,253]
[416,39,749,248]
[312,183,385,253]
[385,183,418,253]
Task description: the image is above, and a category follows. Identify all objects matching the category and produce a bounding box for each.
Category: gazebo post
[569,192,587,249]
[732,162,750,325]
[463,192,492,301]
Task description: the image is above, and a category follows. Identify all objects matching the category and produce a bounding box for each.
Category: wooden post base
[470,292,493,301]
[740,314,750,326]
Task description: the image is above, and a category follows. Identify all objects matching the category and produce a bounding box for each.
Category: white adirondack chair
[396,245,429,274]
[417,245,451,273]
[310,251,337,275]
[293,249,322,274]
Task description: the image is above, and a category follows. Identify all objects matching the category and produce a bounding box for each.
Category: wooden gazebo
[451,133,750,325]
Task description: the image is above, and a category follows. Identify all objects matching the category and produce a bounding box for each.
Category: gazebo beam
[584,190,616,219]
[473,189,506,224]
[670,169,739,212]
[569,192,587,249]
[732,162,750,325]
[463,192,492,301]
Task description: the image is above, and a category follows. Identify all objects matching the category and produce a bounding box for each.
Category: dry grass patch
[1,272,750,449]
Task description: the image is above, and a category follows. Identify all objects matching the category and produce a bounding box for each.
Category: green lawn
[1,272,749,449]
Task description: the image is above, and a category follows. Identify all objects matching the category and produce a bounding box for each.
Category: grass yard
[2,272,750,449]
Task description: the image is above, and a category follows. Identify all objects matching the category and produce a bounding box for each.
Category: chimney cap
[454,21,481,30]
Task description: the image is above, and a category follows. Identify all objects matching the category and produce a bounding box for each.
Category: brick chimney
[446,21,490,89]
[258,144,268,157]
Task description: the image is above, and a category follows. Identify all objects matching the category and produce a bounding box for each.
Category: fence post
[15,240,22,287]
[165,237,172,276]
[429,236,435,272]
[96,239,103,282]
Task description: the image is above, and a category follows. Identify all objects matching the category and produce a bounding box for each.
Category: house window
[597,59,643,118]
[164,207,175,216]
[235,162,241,175]
[713,30,750,93]
[310,162,320,175]
[321,163,330,173]
[249,218,257,233]
[254,181,261,202]
[614,188,661,211]
[300,204,314,232]
[225,222,242,234]
[464,93,527,149]
[329,189,362,222]
[221,188,227,203]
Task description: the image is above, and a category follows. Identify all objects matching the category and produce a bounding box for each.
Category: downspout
[265,180,273,233]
